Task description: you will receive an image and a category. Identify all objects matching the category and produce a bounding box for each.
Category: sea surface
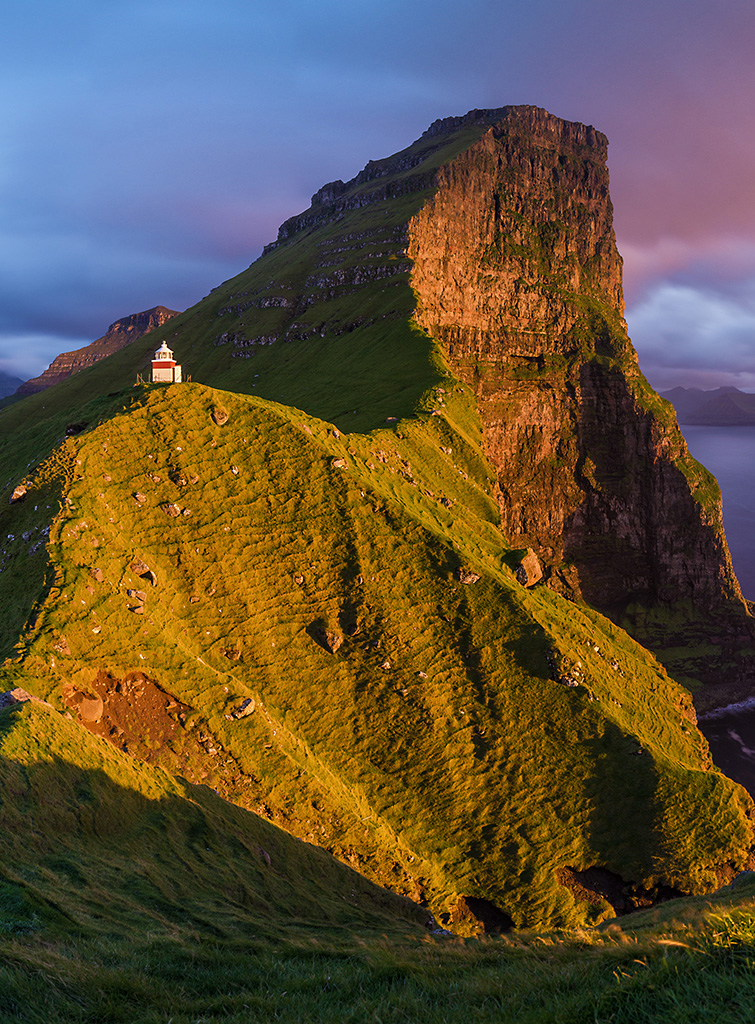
[679,425,755,793]
[698,702,755,797]
[680,425,755,601]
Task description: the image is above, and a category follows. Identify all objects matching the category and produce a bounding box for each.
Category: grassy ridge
[2,377,750,930]
[0,697,427,939]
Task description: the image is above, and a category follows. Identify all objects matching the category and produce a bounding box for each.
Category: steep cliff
[16,306,179,396]
[403,109,754,696]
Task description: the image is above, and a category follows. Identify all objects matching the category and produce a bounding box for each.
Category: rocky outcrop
[16,306,179,395]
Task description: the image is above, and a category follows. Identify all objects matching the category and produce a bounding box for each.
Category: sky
[2,0,755,392]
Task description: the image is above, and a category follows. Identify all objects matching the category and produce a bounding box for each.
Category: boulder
[228,698,255,719]
[308,623,343,654]
[514,549,543,588]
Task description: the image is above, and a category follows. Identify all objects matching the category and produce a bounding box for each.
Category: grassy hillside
[1,372,751,931]
[2,695,755,1024]
[0,695,426,937]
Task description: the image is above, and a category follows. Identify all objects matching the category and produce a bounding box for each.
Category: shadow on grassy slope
[0,701,429,945]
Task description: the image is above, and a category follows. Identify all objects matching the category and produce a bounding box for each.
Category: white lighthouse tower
[151,341,182,383]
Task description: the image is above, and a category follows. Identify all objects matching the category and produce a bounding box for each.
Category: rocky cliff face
[17,306,179,395]
[400,107,753,690]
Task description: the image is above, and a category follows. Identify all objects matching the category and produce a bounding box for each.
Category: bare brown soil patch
[62,670,191,763]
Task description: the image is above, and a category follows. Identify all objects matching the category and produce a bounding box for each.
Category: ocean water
[699,702,755,797]
[678,426,755,792]
[680,425,755,601]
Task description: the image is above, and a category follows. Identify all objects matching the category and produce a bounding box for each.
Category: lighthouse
[151,341,182,384]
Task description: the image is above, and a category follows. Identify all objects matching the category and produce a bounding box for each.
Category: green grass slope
[2,690,755,1024]
[0,375,751,932]
[3,709,755,1024]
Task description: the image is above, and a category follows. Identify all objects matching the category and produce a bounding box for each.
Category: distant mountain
[663,386,755,425]
[15,305,180,396]
[0,369,24,398]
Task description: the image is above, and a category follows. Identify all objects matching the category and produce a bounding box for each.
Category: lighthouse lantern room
[151,341,183,384]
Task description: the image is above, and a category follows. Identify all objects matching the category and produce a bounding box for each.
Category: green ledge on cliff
[1,106,753,934]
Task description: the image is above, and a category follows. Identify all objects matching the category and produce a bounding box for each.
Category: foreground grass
[2,888,755,1024]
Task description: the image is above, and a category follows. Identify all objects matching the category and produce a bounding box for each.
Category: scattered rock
[133,492,147,504]
[224,649,241,661]
[293,573,305,585]
[89,567,104,583]
[127,589,147,603]
[190,595,200,603]
[380,660,392,671]
[130,605,145,614]
[189,474,199,485]
[130,558,157,587]
[9,485,26,504]
[448,896,513,934]
[231,466,239,476]
[62,685,104,723]
[332,457,347,469]
[0,688,55,711]
[457,568,481,585]
[182,508,191,517]
[161,502,181,517]
[227,698,256,720]
[62,670,192,758]
[53,637,70,655]
[212,407,229,426]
